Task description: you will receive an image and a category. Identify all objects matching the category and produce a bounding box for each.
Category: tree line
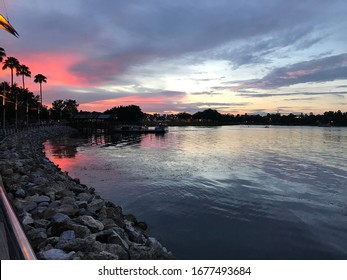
[166,109,347,126]
[84,105,347,126]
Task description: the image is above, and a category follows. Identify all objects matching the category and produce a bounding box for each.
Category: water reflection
[44,137,79,158]
[43,126,347,259]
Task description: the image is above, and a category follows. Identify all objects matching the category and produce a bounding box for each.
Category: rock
[101,218,119,230]
[125,221,147,244]
[74,215,104,233]
[86,242,128,260]
[69,183,88,194]
[76,201,88,209]
[42,208,59,220]
[60,197,75,205]
[15,187,26,198]
[146,237,169,254]
[88,199,105,212]
[108,231,129,250]
[85,251,119,260]
[57,203,79,216]
[13,199,37,213]
[129,244,173,260]
[58,230,76,244]
[48,201,61,209]
[50,219,95,239]
[76,192,93,203]
[31,195,51,204]
[22,213,34,225]
[128,245,152,260]
[27,228,47,247]
[94,228,129,250]
[38,202,50,208]
[33,176,49,185]
[2,167,13,176]
[51,213,71,223]
[105,207,125,228]
[136,221,148,231]
[36,237,59,250]
[34,219,50,229]
[125,214,138,224]
[56,237,94,252]
[39,248,75,260]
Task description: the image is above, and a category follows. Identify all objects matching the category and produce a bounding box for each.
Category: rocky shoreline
[0,125,173,260]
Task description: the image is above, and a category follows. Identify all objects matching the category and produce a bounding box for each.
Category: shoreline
[0,125,173,260]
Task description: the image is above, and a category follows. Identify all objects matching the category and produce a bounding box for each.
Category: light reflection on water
[44,126,347,259]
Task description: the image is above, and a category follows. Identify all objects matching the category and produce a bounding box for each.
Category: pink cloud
[1,51,90,91]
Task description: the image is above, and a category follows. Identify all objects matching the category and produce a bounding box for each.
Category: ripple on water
[44,126,347,259]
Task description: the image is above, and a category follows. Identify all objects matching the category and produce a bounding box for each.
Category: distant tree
[176,112,192,120]
[63,99,79,117]
[51,99,64,120]
[51,99,79,120]
[193,108,221,121]
[105,105,144,122]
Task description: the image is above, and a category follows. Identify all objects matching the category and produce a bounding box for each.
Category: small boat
[113,124,168,134]
[318,122,332,127]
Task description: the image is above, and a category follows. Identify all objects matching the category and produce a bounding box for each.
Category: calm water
[43,126,347,259]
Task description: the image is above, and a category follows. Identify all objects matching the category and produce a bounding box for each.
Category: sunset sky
[1,0,347,114]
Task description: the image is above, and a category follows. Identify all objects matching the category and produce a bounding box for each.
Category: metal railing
[0,177,37,259]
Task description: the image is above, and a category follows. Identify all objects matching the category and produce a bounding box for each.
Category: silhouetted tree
[176,112,192,120]
[34,74,47,124]
[0,47,6,62]
[193,109,221,121]
[51,99,79,120]
[105,105,144,122]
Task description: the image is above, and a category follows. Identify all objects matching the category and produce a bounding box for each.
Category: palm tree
[16,64,31,89]
[0,48,6,132]
[2,56,20,128]
[1,81,9,132]
[0,47,6,62]
[34,74,47,124]
[16,64,31,125]
[2,56,20,88]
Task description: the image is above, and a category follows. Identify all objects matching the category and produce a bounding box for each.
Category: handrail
[0,177,37,260]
